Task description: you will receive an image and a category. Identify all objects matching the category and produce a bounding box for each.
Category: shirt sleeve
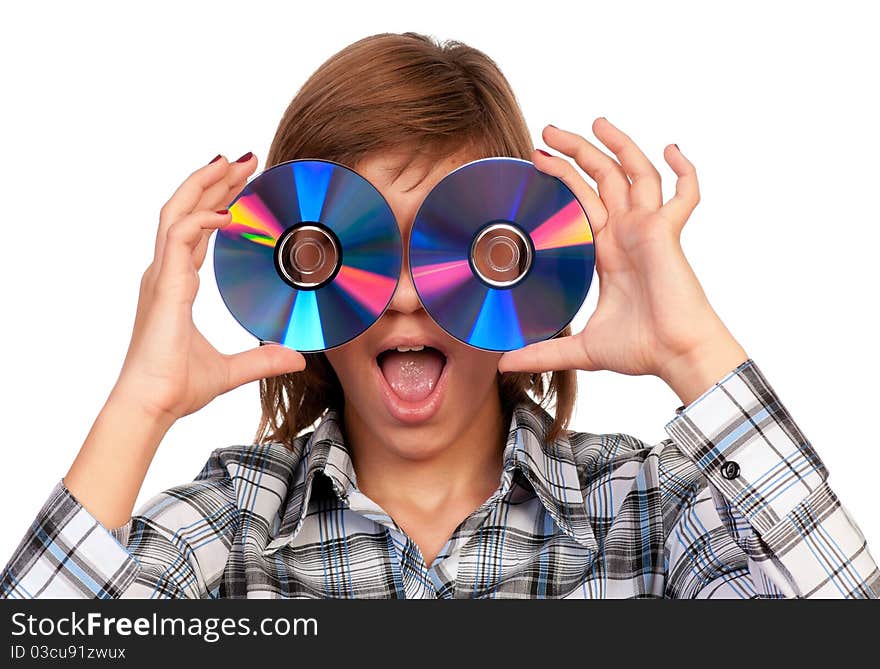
[662,358,880,598]
[1,459,239,599]
[0,481,139,598]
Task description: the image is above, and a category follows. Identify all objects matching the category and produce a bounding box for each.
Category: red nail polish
[235,151,254,163]
[209,154,222,164]
[216,209,229,215]
[536,149,552,157]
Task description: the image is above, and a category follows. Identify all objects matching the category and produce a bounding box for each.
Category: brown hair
[254,32,577,447]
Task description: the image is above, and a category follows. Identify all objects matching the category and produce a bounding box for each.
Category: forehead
[354,150,476,229]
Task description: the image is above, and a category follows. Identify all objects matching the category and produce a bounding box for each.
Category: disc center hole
[275,224,340,290]
[487,237,519,272]
[293,239,324,274]
[471,222,533,288]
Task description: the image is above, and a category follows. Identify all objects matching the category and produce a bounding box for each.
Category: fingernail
[259,340,280,346]
[536,149,552,157]
[547,124,558,129]
[674,143,681,151]
[209,154,222,164]
[235,151,254,163]
[215,209,229,215]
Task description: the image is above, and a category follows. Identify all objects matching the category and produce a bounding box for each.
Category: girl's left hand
[497,118,748,405]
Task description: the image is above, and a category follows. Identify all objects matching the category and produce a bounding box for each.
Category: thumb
[497,335,596,374]
[223,342,307,390]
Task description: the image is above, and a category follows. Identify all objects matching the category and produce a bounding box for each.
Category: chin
[379,424,458,461]
[358,391,467,456]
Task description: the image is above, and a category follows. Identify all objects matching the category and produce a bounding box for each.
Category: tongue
[378,349,445,402]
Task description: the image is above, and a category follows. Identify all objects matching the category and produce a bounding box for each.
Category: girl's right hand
[110,153,306,428]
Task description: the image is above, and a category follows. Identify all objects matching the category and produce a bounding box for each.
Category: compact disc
[409,157,594,351]
[213,159,402,351]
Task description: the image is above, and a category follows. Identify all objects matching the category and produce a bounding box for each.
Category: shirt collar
[263,400,597,555]
[263,411,353,554]
[500,402,598,551]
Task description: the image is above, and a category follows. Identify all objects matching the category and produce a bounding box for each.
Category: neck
[342,386,509,517]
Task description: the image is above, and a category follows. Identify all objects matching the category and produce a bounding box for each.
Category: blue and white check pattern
[2,359,877,598]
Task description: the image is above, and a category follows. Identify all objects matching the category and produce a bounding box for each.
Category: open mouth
[376,345,448,403]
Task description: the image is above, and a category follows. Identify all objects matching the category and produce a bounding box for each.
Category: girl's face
[324,151,505,459]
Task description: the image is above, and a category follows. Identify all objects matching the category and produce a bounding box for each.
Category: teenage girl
[2,32,877,598]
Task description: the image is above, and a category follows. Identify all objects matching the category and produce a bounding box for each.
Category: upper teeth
[395,345,425,352]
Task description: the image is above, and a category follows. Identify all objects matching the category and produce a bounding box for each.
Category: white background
[1,1,878,570]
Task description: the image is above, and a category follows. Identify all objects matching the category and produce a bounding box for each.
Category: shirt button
[721,461,741,480]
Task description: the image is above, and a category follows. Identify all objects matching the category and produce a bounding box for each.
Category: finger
[194,152,256,215]
[497,336,596,373]
[533,149,608,234]
[542,124,630,214]
[657,144,700,230]
[155,156,233,262]
[223,343,306,391]
[193,227,217,271]
[156,210,231,295]
[591,117,663,210]
[192,226,219,271]
[192,168,254,269]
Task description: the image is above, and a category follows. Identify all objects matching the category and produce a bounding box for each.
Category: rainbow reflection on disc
[214,159,402,351]
[409,157,594,351]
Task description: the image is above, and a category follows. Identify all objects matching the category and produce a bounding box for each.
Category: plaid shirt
[2,359,878,598]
